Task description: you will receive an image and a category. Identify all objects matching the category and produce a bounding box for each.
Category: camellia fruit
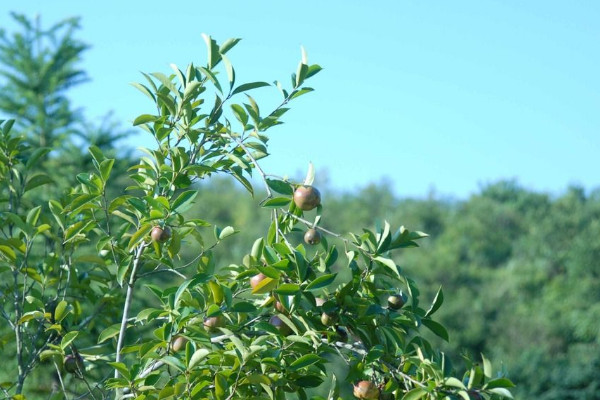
[170,335,188,352]
[353,380,380,399]
[151,226,171,243]
[321,311,337,326]
[387,294,407,310]
[304,228,322,245]
[250,273,267,290]
[293,185,321,211]
[64,354,83,374]
[269,315,291,335]
[203,316,224,333]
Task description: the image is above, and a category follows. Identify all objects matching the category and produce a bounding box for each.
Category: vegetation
[0,13,515,400]
[5,11,598,400]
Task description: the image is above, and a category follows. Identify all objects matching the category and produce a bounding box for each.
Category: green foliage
[0,28,514,400]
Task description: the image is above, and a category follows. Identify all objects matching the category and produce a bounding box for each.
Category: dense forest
[0,12,598,399]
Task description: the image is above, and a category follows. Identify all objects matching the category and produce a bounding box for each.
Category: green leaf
[303,162,315,186]
[172,190,198,213]
[214,372,227,400]
[289,354,322,371]
[108,362,131,380]
[444,377,466,390]
[422,318,449,341]
[25,147,51,171]
[54,300,70,323]
[266,179,293,195]
[251,276,277,295]
[133,114,158,126]
[232,81,270,95]
[218,226,236,240]
[488,388,514,399]
[24,174,53,192]
[482,353,493,379]
[262,197,291,208]
[305,273,337,291]
[424,286,444,318]
[374,256,401,278]
[402,387,428,400]
[128,223,152,251]
[98,323,122,343]
[60,331,79,350]
[275,283,301,295]
[484,378,515,389]
[188,348,210,369]
[99,159,115,182]
[88,145,106,165]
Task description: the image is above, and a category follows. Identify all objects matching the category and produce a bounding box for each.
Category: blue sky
[1,1,599,198]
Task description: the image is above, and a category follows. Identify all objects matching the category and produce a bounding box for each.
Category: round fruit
[250,273,267,290]
[293,185,321,211]
[170,335,188,352]
[64,354,83,374]
[387,294,406,310]
[269,315,291,335]
[203,316,224,332]
[321,312,337,326]
[151,226,171,243]
[353,380,380,399]
[275,301,286,313]
[467,390,483,400]
[304,228,322,245]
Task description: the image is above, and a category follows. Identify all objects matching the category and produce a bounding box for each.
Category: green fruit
[151,226,171,243]
[304,228,322,245]
[170,335,188,352]
[64,354,83,374]
[321,311,337,326]
[387,294,406,310]
[203,316,224,332]
[293,185,321,211]
[353,381,380,399]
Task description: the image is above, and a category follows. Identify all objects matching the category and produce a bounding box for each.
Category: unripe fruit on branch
[353,381,380,399]
[304,228,322,245]
[170,335,188,352]
[64,354,83,374]
[387,294,407,310]
[293,185,321,211]
[321,311,337,326]
[269,315,291,335]
[203,316,224,332]
[151,226,171,243]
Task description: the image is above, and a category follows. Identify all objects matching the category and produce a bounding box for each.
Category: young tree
[0,35,514,400]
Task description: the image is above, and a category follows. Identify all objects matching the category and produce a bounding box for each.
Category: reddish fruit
[304,228,322,245]
[64,354,83,374]
[353,381,380,399]
[203,316,224,332]
[151,226,171,243]
[269,315,291,335]
[293,185,321,211]
[387,294,406,310]
[170,335,188,352]
[275,301,286,313]
[468,390,483,400]
[250,273,267,290]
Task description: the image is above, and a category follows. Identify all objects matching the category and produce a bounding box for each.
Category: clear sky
[1,1,599,198]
